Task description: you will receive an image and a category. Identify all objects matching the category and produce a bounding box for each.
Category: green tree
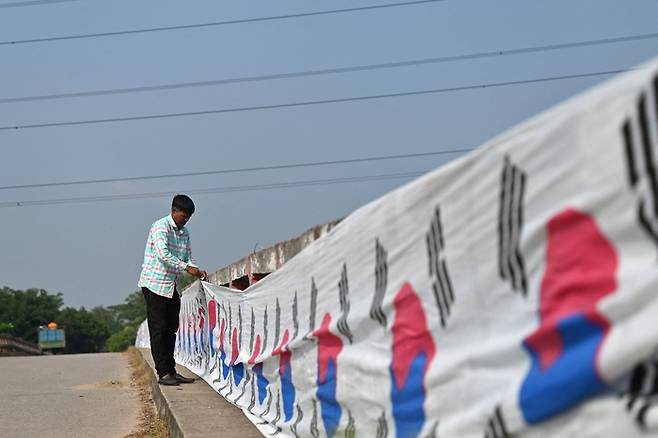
[57,307,111,354]
[0,287,63,342]
[105,325,139,352]
[103,290,147,352]
[0,322,15,335]
[1,286,151,353]
[107,290,146,327]
[90,306,123,334]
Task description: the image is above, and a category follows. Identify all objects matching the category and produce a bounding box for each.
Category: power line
[0,171,428,208]
[0,68,631,131]
[0,150,471,190]
[0,0,81,9]
[0,0,446,46]
[2,33,656,105]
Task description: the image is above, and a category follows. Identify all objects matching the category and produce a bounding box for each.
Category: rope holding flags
[136,56,658,437]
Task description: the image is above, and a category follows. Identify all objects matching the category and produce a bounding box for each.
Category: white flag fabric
[154,58,658,437]
[135,319,150,349]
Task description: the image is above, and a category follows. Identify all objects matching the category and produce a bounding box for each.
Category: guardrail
[0,335,42,356]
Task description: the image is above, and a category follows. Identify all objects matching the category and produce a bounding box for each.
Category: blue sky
[1,0,657,307]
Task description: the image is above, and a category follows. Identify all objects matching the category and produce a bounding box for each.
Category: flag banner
[135,320,150,349]
[168,58,658,437]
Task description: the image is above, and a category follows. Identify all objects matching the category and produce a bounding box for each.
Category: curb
[136,348,262,438]
[137,348,186,438]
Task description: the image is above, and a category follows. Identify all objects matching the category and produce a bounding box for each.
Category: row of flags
[135,56,658,437]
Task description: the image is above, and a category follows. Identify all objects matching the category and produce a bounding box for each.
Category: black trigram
[274,298,281,349]
[226,363,236,398]
[238,305,243,349]
[292,291,299,340]
[262,305,269,355]
[337,264,354,343]
[291,404,304,438]
[310,398,320,438]
[233,369,250,404]
[426,205,455,328]
[375,411,389,438]
[263,387,274,417]
[304,278,319,341]
[370,239,388,328]
[483,405,510,438]
[247,376,256,412]
[217,369,233,398]
[346,409,356,438]
[266,391,283,437]
[272,389,282,428]
[622,353,658,429]
[498,156,528,296]
[228,304,234,345]
[621,73,658,248]
[423,421,439,438]
[249,307,256,354]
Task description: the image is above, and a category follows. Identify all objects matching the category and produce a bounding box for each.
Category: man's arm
[184,234,208,280]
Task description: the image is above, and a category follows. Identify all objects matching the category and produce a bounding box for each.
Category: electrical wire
[0,171,428,208]
[0,150,471,190]
[1,32,655,105]
[0,68,631,131]
[0,0,81,9]
[0,0,446,45]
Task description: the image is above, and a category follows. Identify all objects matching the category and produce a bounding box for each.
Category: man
[138,194,208,386]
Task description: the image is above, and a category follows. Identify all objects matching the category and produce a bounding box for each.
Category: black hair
[172,194,195,215]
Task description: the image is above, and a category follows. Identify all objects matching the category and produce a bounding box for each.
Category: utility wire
[0,171,427,208]
[0,68,631,131]
[0,0,446,46]
[0,0,81,8]
[2,32,656,105]
[0,150,470,190]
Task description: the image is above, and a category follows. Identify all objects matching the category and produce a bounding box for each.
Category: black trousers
[142,287,180,378]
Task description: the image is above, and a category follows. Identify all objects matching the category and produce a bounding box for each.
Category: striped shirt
[138,214,192,298]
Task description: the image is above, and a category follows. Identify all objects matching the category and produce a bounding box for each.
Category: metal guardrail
[0,335,42,356]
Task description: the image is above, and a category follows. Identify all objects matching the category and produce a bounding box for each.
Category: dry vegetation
[124,347,169,438]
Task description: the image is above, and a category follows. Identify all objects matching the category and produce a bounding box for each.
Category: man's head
[171,194,195,228]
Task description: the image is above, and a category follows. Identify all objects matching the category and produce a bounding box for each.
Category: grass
[124,347,169,438]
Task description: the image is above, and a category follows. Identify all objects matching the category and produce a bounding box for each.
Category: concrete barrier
[137,348,261,438]
[207,219,341,289]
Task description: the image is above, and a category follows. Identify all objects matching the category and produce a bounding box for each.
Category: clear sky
[1,0,657,308]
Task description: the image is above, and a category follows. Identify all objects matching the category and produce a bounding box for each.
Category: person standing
[138,194,208,385]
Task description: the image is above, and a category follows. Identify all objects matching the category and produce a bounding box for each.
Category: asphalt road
[0,353,140,438]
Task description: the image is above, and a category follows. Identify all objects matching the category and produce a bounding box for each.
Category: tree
[1,286,150,353]
[90,306,123,334]
[0,322,14,335]
[57,307,111,354]
[105,325,139,352]
[107,290,146,328]
[102,290,147,352]
[0,287,63,342]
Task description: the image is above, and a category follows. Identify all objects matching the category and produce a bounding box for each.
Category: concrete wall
[207,219,342,290]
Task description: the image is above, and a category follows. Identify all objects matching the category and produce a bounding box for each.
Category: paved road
[0,353,140,438]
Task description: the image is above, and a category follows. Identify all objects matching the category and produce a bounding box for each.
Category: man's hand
[186,265,208,280]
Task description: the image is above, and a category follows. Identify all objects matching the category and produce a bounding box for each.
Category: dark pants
[142,287,180,378]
